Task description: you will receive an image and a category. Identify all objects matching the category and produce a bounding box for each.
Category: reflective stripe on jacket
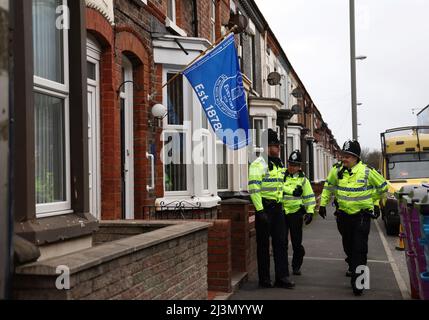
[283,172,316,215]
[248,157,285,211]
[320,161,388,215]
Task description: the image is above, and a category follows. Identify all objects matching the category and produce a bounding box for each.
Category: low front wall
[13,221,211,300]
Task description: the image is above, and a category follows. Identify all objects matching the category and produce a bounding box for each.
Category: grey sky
[255,0,429,150]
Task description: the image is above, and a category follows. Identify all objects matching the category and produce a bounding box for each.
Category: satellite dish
[291,88,303,99]
[291,104,301,114]
[267,72,281,86]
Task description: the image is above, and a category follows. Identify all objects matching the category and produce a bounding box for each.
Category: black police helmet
[288,150,302,165]
[268,129,280,146]
[342,140,361,158]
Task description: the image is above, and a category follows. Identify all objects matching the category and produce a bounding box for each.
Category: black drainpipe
[192,0,199,37]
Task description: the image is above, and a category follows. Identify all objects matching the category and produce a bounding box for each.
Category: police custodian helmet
[342,140,361,158]
[268,129,281,146]
[288,150,302,165]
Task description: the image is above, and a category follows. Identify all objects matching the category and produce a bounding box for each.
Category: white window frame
[253,117,265,150]
[87,36,102,220]
[34,0,71,217]
[201,134,211,193]
[163,68,192,197]
[216,140,231,192]
[167,0,176,23]
[194,91,213,196]
[287,135,294,161]
[210,0,216,43]
[120,56,135,220]
[230,0,236,14]
[266,65,271,97]
[248,34,255,87]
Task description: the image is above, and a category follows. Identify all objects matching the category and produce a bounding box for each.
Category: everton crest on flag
[183,34,251,150]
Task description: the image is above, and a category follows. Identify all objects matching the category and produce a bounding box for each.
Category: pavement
[230,206,410,300]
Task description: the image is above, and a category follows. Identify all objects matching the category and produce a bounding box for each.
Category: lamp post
[350,0,367,141]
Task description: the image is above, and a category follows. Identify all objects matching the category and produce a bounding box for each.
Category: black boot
[275,277,295,289]
[351,275,363,296]
[293,269,302,276]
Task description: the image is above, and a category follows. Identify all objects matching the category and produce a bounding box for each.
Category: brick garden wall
[13,222,210,300]
[205,220,232,293]
[219,199,255,275]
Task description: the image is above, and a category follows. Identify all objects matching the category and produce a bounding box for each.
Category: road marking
[374,220,410,300]
[297,256,390,264]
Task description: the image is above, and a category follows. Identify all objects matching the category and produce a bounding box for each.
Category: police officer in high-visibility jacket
[282,150,316,276]
[318,140,388,296]
[248,129,295,289]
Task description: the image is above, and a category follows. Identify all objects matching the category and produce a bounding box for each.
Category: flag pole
[148,25,239,102]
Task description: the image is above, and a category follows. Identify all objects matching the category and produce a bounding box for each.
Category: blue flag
[183,34,251,150]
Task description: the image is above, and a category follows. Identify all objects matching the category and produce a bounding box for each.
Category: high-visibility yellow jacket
[321,161,388,215]
[283,171,316,215]
[248,157,285,212]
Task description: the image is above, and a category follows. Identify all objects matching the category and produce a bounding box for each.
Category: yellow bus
[380,126,429,235]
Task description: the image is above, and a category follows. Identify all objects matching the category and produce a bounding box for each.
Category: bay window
[216,143,229,190]
[162,69,218,199]
[253,118,264,149]
[164,73,189,193]
[33,0,70,216]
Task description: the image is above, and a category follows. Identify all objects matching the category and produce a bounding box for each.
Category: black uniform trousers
[336,211,371,286]
[284,208,306,272]
[255,200,289,283]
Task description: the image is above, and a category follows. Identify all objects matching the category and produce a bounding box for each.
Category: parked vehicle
[380,126,429,235]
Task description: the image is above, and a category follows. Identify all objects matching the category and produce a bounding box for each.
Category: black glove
[318,206,327,219]
[256,210,269,224]
[293,185,303,197]
[304,213,313,225]
[373,206,381,219]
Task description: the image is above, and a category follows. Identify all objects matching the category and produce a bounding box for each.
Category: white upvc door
[120,56,134,220]
[87,38,101,220]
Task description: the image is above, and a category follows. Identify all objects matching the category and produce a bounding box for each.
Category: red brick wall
[86,8,121,220]
[219,200,250,273]
[203,219,232,293]
[248,204,257,277]
[86,3,163,220]
[218,0,230,39]
[153,64,164,200]
[176,0,194,36]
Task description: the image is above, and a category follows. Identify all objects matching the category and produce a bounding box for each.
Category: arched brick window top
[86,7,114,48]
[115,29,150,68]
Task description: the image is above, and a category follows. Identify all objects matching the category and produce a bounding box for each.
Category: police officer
[318,140,388,295]
[248,129,295,289]
[283,150,316,276]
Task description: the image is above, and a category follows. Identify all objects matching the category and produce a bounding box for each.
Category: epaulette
[333,162,342,168]
[365,164,376,171]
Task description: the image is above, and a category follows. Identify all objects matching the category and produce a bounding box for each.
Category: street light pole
[350,0,358,141]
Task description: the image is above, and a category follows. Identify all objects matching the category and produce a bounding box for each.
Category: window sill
[15,212,99,246]
[165,18,187,37]
[36,209,74,219]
